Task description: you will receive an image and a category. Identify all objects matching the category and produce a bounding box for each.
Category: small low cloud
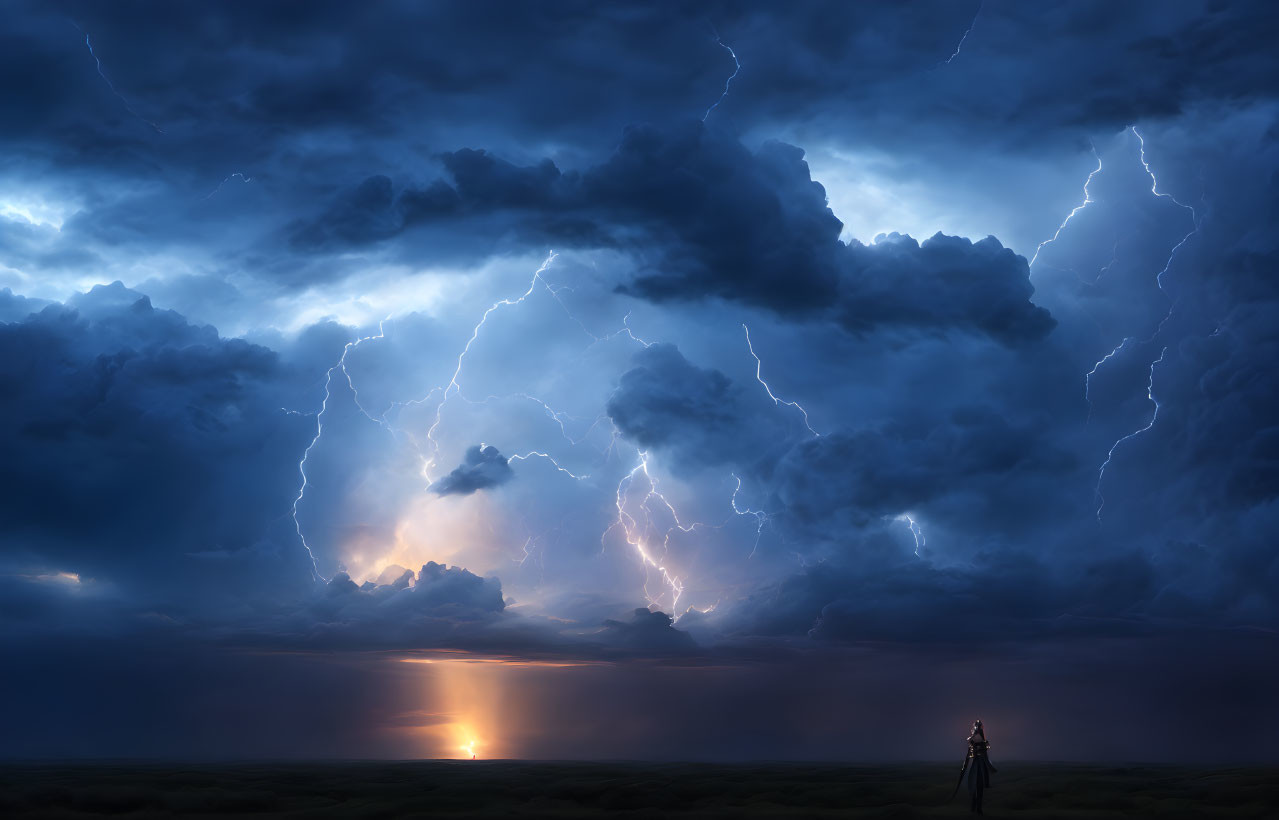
[430,444,514,496]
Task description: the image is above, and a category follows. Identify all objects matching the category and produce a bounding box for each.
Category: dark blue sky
[2,0,1277,761]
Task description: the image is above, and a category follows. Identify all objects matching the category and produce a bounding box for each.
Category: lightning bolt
[422,252,559,479]
[1131,125,1200,342]
[895,513,925,557]
[74,24,164,134]
[1029,143,1102,270]
[288,251,761,613]
[1084,337,1131,420]
[204,173,253,200]
[702,28,741,122]
[585,311,654,351]
[731,473,770,558]
[1094,347,1166,521]
[1091,128,1198,522]
[507,451,590,480]
[288,253,657,595]
[742,324,821,437]
[290,322,392,581]
[605,451,703,611]
[941,1,982,65]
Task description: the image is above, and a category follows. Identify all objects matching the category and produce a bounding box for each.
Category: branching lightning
[731,473,769,558]
[702,28,741,122]
[604,451,707,611]
[1091,128,1198,523]
[1027,128,1196,525]
[1131,126,1200,342]
[422,252,559,479]
[742,324,820,437]
[895,513,925,557]
[288,252,770,613]
[291,322,392,581]
[288,252,686,602]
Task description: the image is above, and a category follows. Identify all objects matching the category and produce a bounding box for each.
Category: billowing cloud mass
[431,444,515,496]
[1,0,1277,762]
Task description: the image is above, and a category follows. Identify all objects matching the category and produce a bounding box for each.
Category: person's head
[972,719,984,737]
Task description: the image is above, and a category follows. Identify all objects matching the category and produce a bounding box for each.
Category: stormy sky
[2,0,1277,762]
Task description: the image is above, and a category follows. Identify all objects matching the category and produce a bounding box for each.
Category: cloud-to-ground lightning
[1029,143,1102,270]
[702,28,741,122]
[742,324,821,437]
[941,1,983,65]
[1094,347,1166,521]
[74,25,164,134]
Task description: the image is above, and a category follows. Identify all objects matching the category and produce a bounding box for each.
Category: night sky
[2,0,1278,762]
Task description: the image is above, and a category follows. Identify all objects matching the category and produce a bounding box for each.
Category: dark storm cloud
[599,608,697,653]
[722,549,1169,646]
[231,564,706,660]
[298,125,1054,344]
[16,1,1274,164]
[247,561,508,648]
[0,282,321,604]
[771,407,1076,536]
[430,444,515,496]
[4,0,1272,322]
[3,0,1279,763]
[605,343,757,464]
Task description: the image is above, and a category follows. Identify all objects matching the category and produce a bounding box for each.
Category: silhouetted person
[954,719,996,814]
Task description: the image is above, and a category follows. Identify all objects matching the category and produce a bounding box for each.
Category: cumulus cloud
[599,608,697,652]
[607,344,764,465]
[430,444,515,496]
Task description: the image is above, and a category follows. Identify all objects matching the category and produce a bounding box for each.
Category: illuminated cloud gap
[507,451,590,480]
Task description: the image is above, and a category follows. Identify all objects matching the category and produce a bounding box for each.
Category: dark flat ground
[1,761,1276,819]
